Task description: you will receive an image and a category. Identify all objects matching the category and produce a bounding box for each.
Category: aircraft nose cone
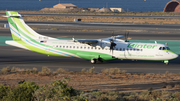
[173,54,179,59]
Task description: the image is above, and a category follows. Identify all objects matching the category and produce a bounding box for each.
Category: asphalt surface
[0,28,180,74]
[1,20,180,30]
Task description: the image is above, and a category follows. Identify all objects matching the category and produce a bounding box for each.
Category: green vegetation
[2,81,39,101]
[0,79,180,101]
[1,66,180,100]
[33,79,77,101]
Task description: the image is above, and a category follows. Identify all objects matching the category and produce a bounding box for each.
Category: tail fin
[5,11,47,41]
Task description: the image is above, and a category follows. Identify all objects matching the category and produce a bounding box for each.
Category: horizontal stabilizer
[3,13,22,17]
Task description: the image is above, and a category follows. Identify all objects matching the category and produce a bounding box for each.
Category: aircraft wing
[101,35,124,41]
[74,35,124,45]
[75,39,98,44]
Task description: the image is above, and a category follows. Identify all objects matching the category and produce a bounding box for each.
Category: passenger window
[77,46,79,49]
[59,46,61,48]
[63,46,65,48]
[66,46,68,48]
[70,46,72,48]
[84,47,86,49]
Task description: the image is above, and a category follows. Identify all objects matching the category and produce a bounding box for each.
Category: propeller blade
[125,32,129,42]
[127,32,129,38]
[112,31,114,37]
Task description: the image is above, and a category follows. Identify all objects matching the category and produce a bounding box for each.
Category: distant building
[53,3,77,9]
[164,0,180,12]
[97,7,111,12]
[110,8,125,12]
[88,8,100,12]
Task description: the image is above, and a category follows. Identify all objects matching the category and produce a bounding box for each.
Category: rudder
[6,11,22,41]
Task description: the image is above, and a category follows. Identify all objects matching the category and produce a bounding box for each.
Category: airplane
[4,11,178,64]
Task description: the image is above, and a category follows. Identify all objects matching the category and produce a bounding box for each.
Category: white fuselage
[35,39,177,61]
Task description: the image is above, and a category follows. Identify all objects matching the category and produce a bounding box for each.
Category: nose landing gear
[164,60,169,65]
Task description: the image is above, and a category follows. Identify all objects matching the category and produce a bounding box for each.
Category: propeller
[125,32,129,42]
[109,31,117,55]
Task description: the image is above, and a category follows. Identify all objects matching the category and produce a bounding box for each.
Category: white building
[110,8,125,12]
[53,3,77,9]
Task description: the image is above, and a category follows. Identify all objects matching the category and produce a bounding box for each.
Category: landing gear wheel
[91,59,97,64]
[164,60,169,65]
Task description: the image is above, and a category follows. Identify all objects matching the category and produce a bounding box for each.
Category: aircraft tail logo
[5,11,40,41]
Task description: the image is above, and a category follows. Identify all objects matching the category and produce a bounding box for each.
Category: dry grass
[1,66,180,96]
[101,68,122,74]
[54,68,68,74]
[38,66,52,76]
[1,66,11,74]
[86,67,95,74]
[1,12,180,24]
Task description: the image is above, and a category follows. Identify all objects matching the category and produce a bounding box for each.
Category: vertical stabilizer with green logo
[6,11,22,41]
[5,11,79,58]
[6,11,41,41]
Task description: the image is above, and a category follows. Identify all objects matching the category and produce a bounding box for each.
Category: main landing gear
[91,59,97,64]
[90,58,103,64]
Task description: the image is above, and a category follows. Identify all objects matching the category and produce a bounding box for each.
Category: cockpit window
[159,47,170,50]
[166,47,170,50]
[162,47,166,50]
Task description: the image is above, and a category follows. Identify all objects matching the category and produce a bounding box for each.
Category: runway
[0,28,180,74]
[1,20,180,30]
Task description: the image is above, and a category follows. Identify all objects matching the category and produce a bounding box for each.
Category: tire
[91,59,96,64]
